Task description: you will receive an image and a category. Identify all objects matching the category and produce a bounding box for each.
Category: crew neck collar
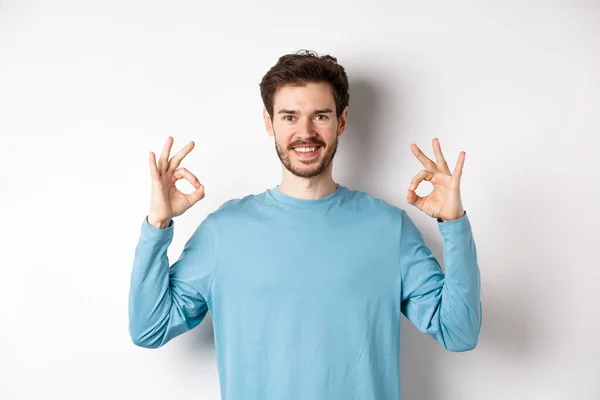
[267,183,347,209]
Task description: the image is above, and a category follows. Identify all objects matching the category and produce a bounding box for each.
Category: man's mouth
[291,145,321,158]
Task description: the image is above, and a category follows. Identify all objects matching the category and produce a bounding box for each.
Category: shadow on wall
[336,71,407,198]
[339,76,386,193]
[399,183,541,399]
[399,266,538,400]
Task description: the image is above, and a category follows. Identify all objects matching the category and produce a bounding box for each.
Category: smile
[292,146,321,157]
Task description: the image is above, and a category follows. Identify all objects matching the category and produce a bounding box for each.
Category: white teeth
[294,147,317,152]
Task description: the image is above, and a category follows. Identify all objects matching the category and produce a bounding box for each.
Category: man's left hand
[407,138,466,222]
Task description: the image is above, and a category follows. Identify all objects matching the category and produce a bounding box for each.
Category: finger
[158,136,174,174]
[406,187,425,207]
[149,151,160,181]
[168,141,195,172]
[173,167,202,189]
[411,143,438,171]
[432,138,451,175]
[409,169,434,191]
[174,168,205,205]
[186,184,206,206]
[452,151,466,183]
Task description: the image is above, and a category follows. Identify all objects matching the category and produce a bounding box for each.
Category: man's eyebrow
[276,108,334,115]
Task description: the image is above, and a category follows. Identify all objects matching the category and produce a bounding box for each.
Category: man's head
[260,50,349,179]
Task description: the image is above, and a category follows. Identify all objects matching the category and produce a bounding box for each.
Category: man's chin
[291,155,324,169]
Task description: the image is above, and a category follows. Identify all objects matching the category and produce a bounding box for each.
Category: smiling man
[129,49,482,400]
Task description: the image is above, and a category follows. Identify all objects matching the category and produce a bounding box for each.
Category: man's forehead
[273,83,335,110]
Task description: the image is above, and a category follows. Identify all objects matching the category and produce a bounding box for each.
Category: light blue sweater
[129,183,482,399]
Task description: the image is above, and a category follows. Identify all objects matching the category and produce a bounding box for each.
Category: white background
[1,0,599,399]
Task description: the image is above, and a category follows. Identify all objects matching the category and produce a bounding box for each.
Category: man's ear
[263,107,274,137]
[337,106,349,137]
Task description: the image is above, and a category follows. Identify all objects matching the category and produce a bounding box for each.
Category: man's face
[264,81,347,178]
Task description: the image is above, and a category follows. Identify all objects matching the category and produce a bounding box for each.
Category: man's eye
[283,115,327,121]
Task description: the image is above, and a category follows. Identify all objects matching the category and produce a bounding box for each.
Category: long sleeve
[398,209,482,352]
[128,214,219,349]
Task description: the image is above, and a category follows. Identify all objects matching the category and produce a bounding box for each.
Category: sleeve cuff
[140,215,174,240]
[437,210,471,235]
[437,210,467,223]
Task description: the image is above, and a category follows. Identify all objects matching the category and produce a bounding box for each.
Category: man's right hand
[147,136,205,229]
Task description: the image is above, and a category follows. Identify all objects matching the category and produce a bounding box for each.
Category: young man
[129,49,481,400]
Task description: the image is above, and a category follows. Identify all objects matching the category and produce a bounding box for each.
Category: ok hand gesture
[148,136,205,228]
[407,138,466,222]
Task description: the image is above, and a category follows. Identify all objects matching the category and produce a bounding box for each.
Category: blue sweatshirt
[129,183,482,400]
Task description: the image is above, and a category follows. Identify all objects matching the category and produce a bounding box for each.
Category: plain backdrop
[1,0,599,399]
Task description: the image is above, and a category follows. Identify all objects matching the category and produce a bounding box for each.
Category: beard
[274,129,339,179]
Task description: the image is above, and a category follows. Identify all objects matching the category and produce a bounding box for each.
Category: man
[129,49,482,400]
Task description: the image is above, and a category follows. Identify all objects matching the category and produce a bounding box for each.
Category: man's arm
[398,209,482,352]
[128,214,219,349]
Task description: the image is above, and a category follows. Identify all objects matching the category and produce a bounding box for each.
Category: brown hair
[259,49,350,120]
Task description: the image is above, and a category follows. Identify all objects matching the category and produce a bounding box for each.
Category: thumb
[406,189,422,208]
[186,183,206,206]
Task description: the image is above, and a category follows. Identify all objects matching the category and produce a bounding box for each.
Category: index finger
[410,143,437,171]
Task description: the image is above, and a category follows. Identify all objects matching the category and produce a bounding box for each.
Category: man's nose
[297,117,317,137]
